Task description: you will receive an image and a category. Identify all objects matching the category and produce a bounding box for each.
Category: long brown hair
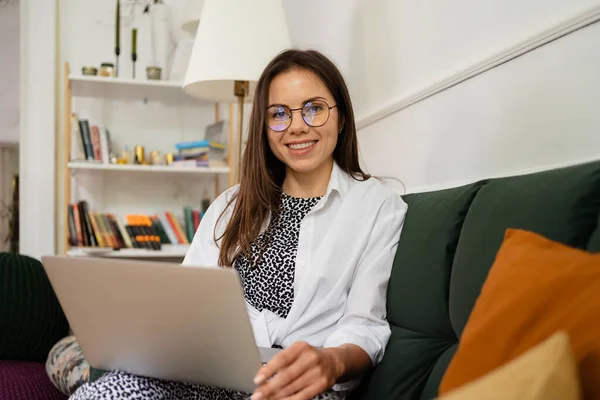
[217,49,369,267]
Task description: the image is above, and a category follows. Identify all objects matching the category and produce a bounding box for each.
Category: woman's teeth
[288,141,315,150]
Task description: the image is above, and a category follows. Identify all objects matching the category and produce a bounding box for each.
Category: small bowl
[146,66,162,80]
[82,66,98,76]
[99,63,115,77]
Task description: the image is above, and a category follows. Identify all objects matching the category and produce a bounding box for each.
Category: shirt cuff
[324,329,385,392]
[324,329,384,366]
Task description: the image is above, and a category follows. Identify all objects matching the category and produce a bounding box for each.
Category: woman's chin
[285,158,332,175]
[287,162,316,174]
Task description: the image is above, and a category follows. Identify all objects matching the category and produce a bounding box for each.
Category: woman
[71,49,407,400]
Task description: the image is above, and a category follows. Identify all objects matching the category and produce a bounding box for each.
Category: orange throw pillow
[439,229,600,399]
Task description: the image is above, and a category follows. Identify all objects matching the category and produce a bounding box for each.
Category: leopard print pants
[70,371,346,400]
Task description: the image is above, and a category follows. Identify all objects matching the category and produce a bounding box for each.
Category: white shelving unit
[67,74,209,102]
[67,244,190,259]
[67,161,230,175]
[62,63,234,260]
[69,74,185,89]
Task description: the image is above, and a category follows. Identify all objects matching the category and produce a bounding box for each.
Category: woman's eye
[307,105,324,114]
[272,111,288,120]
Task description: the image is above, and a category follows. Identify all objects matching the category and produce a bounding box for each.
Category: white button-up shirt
[182,163,407,389]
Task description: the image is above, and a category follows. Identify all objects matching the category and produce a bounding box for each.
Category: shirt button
[298,260,305,266]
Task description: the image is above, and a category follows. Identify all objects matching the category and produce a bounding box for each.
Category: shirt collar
[325,161,352,200]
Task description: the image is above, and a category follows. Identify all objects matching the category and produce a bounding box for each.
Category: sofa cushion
[440,229,600,398]
[450,161,600,338]
[438,331,580,400]
[362,183,483,399]
[46,335,90,396]
[587,211,600,252]
[0,253,70,362]
[0,360,67,400]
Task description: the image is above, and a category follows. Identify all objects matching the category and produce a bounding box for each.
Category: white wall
[360,21,600,191]
[285,0,600,192]
[282,0,367,114]
[0,0,20,146]
[359,0,600,117]
[60,0,191,82]
[19,0,56,258]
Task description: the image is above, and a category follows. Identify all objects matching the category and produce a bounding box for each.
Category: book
[70,114,112,164]
[165,211,189,244]
[99,127,111,164]
[71,114,86,160]
[157,213,179,245]
[66,203,209,251]
[72,203,84,246]
[78,119,95,161]
[192,210,201,233]
[78,201,97,247]
[90,126,102,161]
[175,139,210,150]
[184,206,194,242]
[67,204,77,246]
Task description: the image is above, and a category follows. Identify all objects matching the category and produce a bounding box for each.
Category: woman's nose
[287,110,309,134]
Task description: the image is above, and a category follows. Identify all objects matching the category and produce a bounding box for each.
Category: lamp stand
[233,80,249,183]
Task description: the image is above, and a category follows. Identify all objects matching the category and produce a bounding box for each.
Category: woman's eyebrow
[267,96,328,108]
[303,96,327,103]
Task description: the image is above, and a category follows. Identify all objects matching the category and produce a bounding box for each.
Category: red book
[165,212,188,244]
[192,210,201,232]
[72,203,84,246]
[90,125,102,161]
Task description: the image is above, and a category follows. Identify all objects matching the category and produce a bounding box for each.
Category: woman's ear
[339,116,345,134]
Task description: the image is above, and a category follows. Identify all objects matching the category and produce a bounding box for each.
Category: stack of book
[71,113,112,163]
[172,140,210,168]
[172,121,228,168]
[67,201,204,250]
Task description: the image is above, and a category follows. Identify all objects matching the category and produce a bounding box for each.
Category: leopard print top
[235,192,321,319]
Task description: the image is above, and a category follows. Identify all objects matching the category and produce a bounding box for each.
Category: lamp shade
[182,0,291,103]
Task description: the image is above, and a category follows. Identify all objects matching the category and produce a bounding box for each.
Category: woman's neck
[282,158,334,198]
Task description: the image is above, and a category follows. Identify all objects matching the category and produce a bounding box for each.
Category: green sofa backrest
[0,253,70,362]
[359,160,600,399]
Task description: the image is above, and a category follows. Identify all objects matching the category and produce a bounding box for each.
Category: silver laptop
[41,255,281,393]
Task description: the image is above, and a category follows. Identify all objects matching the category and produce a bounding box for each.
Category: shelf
[67,74,210,103]
[69,74,184,89]
[68,161,230,175]
[67,244,190,258]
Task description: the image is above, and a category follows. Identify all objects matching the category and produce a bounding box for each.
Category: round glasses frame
[265,100,338,132]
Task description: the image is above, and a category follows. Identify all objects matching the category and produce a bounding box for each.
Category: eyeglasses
[265,100,338,132]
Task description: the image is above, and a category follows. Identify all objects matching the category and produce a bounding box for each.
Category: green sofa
[356,159,600,399]
[0,252,70,399]
[12,159,600,399]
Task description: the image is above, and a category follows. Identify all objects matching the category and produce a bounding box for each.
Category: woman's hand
[250,342,344,400]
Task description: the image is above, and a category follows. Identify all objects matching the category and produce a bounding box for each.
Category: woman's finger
[254,342,308,385]
[254,345,319,399]
[265,346,319,391]
[270,367,321,400]
[282,379,329,400]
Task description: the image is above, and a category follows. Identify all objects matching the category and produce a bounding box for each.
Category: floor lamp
[182,0,291,185]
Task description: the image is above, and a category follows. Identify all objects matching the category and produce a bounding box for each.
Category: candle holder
[131,28,138,79]
[115,0,120,77]
[146,66,162,80]
[132,54,137,79]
